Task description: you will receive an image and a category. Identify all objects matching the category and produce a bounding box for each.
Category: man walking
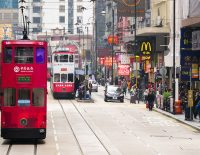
[147,89,155,111]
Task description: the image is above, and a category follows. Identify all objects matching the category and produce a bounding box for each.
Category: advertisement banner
[118,64,130,76]
[181,50,200,81]
[113,0,145,17]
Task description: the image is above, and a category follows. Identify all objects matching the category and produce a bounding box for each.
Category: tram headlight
[20,118,28,126]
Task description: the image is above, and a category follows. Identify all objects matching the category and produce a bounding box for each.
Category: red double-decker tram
[50,47,75,98]
[0,40,47,139]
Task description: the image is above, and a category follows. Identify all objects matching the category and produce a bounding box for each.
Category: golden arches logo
[141,42,152,52]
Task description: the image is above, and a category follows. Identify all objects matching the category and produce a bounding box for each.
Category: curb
[125,96,200,131]
[153,108,200,131]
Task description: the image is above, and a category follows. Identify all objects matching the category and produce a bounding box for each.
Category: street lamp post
[134,0,138,88]
[111,1,114,85]
[173,0,176,114]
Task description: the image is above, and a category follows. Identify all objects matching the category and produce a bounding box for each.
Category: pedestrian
[121,79,128,96]
[88,81,92,98]
[143,88,149,104]
[147,89,155,111]
[194,91,200,118]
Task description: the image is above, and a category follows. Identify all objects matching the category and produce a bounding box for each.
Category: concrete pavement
[124,94,200,131]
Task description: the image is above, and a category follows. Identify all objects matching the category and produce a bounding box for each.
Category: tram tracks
[57,99,111,155]
[5,140,38,155]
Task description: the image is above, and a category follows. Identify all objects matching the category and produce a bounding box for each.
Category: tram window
[61,74,67,82]
[60,55,68,62]
[32,88,44,107]
[69,55,73,62]
[68,73,73,82]
[4,47,12,63]
[4,88,16,106]
[54,73,60,82]
[18,89,30,107]
[54,55,58,62]
[36,47,45,63]
[15,47,34,63]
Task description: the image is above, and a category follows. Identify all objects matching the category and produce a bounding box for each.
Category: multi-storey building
[0,0,19,40]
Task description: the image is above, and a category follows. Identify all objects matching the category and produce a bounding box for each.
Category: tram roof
[2,40,47,46]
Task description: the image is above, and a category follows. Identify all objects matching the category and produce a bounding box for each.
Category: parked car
[89,80,98,92]
[104,85,124,102]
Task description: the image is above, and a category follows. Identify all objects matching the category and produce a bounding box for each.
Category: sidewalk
[125,94,200,131]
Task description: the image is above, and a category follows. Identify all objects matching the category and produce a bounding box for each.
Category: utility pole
[134,0,138,88]
[173,0,176,114]
[111,0,114,85]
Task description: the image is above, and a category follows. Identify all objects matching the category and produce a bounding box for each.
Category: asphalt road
[0,84,200,155]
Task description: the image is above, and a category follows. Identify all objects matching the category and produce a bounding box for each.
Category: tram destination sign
[17,76,31,82]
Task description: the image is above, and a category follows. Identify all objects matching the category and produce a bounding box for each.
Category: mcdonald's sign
[140,42,152,55]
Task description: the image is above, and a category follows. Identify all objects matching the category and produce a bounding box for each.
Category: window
[15,47,34,63]
[4,88,16,106]
[32,88,44,106]
[54,74,60,82]
[68,73,73,82]
[61,74,67,82]
[33,0,41,2]
[4,47,12,63]
[77,5,83,12]
[33,17,41,23]
[33,6,41,13]
[69,55,73,62]
[60,0,65,1]
[18,89,30,107]
[60,55,68,62]
[59,16,65,23]
[77,16,82,23]
[59,5,65,12]
[54,55,58,62]
[36,47,45,63]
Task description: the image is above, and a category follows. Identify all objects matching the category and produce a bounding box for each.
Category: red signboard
[104,57,116,67]
[107,35,119,45]
[118,64,130,76]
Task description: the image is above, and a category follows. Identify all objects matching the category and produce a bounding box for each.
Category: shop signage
[113,0,145,17]
[107,35,119,45]
[118,64,130,76]
[180,51,200,81]
[104,57,116,67]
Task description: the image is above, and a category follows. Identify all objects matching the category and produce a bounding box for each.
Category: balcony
[136,16,170,36]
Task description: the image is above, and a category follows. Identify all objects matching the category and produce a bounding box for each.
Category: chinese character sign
[118,64,130,76]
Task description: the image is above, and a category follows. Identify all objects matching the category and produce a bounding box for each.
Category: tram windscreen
[32,88,44,106]
[54,74,60,82]
[15,47,34,63]
[68,73,73,82]
[18,89,30,106]
[61,74,67,82]
[4,47,12,63]
[4,88,16,106]
[36,48,45,63]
